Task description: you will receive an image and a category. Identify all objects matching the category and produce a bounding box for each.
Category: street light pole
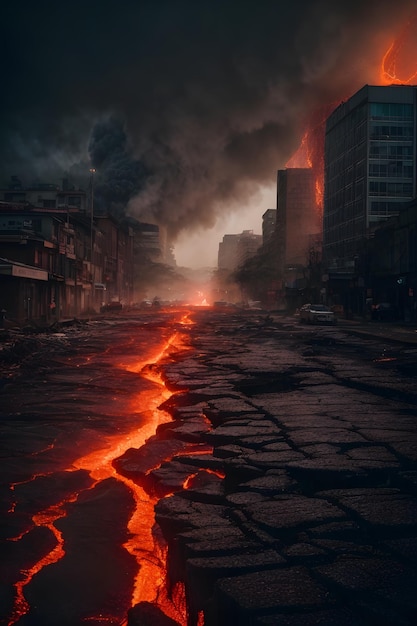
[89,168,96,313]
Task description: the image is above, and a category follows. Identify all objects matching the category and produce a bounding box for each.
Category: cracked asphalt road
[1,310,417,626]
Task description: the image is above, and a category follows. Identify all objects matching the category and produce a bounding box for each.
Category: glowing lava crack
[7,321,194,626]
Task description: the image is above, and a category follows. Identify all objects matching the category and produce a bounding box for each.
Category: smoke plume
[88,117,147,217]
[1,0,415,241]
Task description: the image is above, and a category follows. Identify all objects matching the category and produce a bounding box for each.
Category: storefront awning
[0,259,48,281]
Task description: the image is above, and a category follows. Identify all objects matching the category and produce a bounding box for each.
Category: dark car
[100,301,123,313]
[371,302,399,321]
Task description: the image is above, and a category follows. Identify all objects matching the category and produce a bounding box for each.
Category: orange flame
[286,131,312,169]
[285,103,337,216]
[286,11,417,221]
[315,178,323,210]
[380,13,417,85]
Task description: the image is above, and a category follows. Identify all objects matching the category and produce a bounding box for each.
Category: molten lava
[74,329,190,624]
[9,503,66,624]
[7,319,196,626]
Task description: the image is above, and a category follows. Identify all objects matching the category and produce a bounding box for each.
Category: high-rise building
[218,234,240,270]
[323,84,416,270]
[218,230,262,271]
[236,230,262,268]
[276,168,320,271]
[262,209,276,244]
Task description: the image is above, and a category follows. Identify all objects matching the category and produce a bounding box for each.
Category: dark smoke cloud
[1,0,415,239]
[88,117,147,216]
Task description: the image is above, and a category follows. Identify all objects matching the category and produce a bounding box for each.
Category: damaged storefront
[0,258,55,326]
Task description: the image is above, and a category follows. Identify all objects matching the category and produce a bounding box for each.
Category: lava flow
[8,491,81,626]
[74,328,189,624]
[7,317,194,626]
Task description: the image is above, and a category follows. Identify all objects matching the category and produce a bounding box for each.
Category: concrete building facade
[274,168,321,309]
[262,209,276,244]
[323,84,416,271]
[217,231,262,272]
[236,230,262,268]
[276,168,321,272]
[0,176,138,324]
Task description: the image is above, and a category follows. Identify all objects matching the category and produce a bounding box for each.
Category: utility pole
[89,168,96,312]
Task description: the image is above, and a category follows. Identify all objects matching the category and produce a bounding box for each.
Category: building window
[67,196,81,207]
[369,162,413,178]
[369,143,413,158]
[369,181,413,197]
[370,200,403,216]
[370,124,413,140]
[370,103,413,120]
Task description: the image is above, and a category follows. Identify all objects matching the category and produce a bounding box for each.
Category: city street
[1,309,417,625]
[2,6,417,626]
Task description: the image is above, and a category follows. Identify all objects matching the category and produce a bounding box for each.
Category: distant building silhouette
[218,230,262,271]
[262,209,276,244]
[276,167,321,278]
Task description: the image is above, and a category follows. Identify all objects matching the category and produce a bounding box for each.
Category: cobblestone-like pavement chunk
[135,312,417,625]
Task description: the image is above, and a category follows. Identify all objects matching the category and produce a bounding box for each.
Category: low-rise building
[0,178,135,325]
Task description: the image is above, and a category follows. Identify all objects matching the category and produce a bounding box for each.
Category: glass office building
[323,84,416,269]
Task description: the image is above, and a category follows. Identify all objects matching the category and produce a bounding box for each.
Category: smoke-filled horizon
[1,0,416,265]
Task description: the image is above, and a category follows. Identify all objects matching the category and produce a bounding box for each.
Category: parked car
[100,301,123,313]
[371,302,399,321]
[299,303,336,325]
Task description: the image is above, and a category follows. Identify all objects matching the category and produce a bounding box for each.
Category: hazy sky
[1,0,416,267]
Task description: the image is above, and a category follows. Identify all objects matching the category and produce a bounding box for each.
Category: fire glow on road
[7,315,194,626]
